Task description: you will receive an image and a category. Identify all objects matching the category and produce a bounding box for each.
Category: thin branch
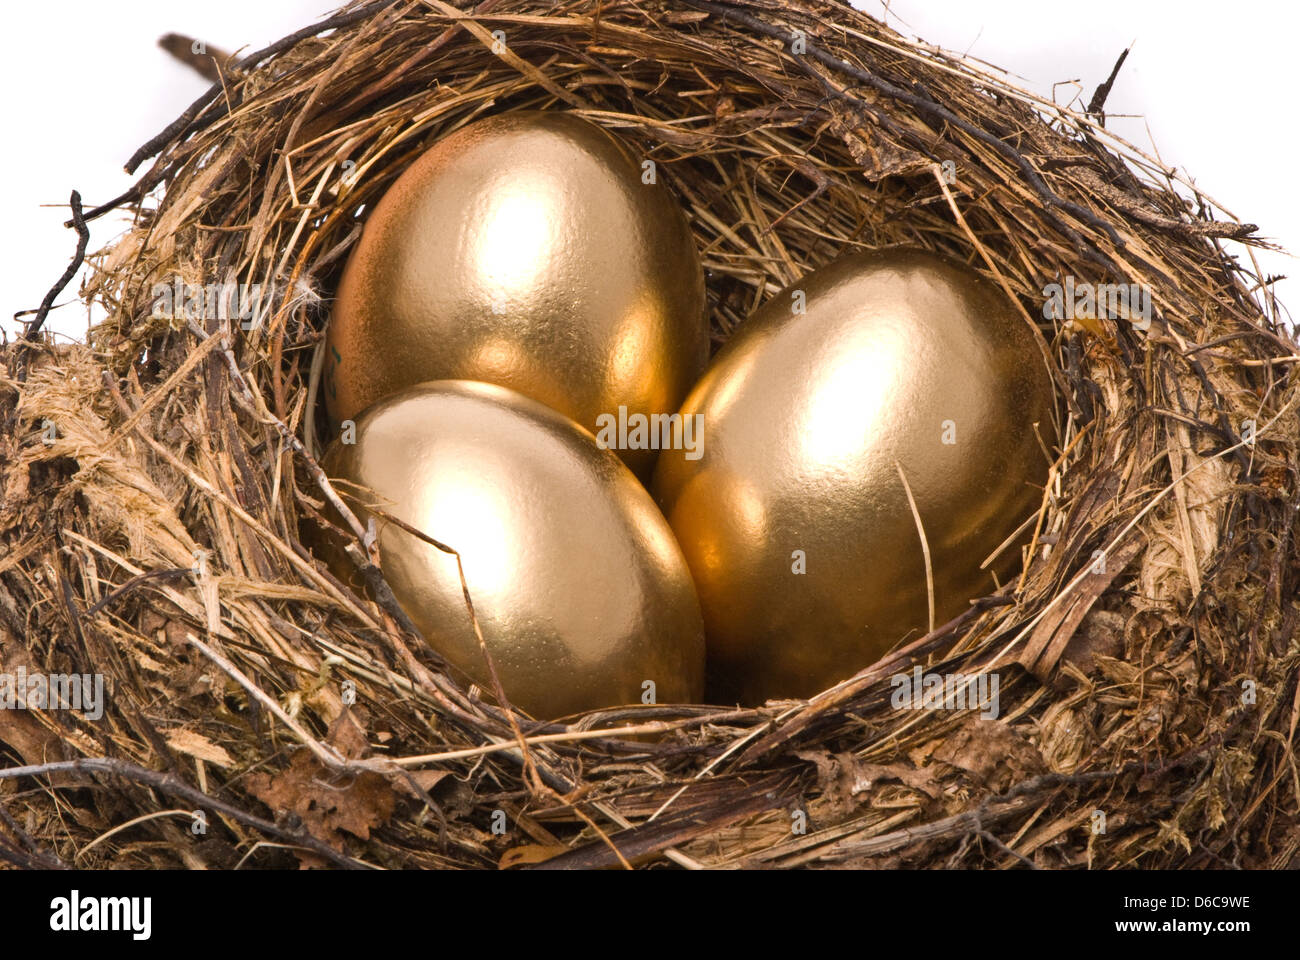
[0,758,369,869]
[16,190,89,348]
[1086,46,1129,118]
[125,0,405,175]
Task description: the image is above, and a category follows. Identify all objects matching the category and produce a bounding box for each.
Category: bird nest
[1,0,1297,870]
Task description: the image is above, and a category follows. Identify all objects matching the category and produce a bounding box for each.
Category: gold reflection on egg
[652,248,1056,705]
[325,111,708,475]
[319,380,705,719]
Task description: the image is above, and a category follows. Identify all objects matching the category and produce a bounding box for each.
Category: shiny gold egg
[325,110,708,476]
[318,380,705,719]
[652,248,1056,705]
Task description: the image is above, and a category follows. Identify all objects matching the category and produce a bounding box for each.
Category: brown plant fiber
[1,0,1297,869]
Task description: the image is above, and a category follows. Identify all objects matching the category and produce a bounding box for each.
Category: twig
[15,190,89,356]
[158,33,233,84]
[125,0,404,175]
[83,567,193,618]
[1086,47,1130,119]
[0,758,369,869]
[977,829,1040,870]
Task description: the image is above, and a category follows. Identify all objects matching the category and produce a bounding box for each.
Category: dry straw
[1,0,1297,869]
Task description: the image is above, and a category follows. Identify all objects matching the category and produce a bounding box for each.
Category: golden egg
[318,380,705,719]
[652,248,1056,705]
[325,110,708,476]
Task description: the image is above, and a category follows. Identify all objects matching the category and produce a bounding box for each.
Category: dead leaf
[325,706,370,761]
[794,748,940,816]
[394,768,452,800]
[163,728,234,768]
[246,749,397,860]
[933,720,1046,791]
[855,761,944,800]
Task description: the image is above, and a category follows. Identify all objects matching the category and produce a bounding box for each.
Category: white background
[3,0,1296,343]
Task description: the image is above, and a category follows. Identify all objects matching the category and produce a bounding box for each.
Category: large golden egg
[325,110,708,476]
[318,380,705,719]
[652,248,1056,705]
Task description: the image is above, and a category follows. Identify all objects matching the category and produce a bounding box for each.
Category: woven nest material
[1,0,1297,870]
